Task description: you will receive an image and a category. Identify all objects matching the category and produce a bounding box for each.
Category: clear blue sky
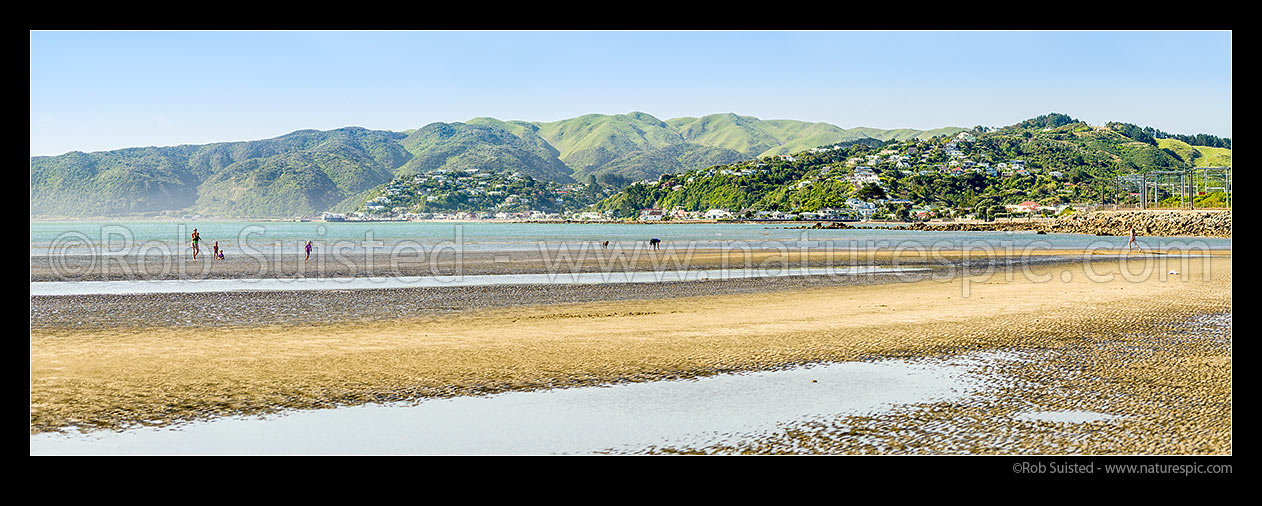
[30,30,1232,156]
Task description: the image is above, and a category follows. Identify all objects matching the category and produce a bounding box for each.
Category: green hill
[592,113,1232,219]
[574,143,748,183]
[667,113,785,156]
[533,112,686,175]
[193,153,348,218]
[1192,145,1232,167]
[31,147,201,216]
[666,114,967,158]
[396,122,574,183]
[1159,138,1232,168]
[1156,138,1200,164]
[31,127,411,218]
[31,111,1226,219]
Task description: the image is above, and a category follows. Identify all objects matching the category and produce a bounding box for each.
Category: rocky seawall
[901,211,1232,238]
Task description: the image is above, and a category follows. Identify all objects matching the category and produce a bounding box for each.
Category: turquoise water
[29,221,1232,255]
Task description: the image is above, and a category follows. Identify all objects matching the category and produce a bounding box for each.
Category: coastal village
[327,167,599,222]
[331,131,1105,224]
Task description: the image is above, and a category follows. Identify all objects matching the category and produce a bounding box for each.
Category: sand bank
[31,255,1231,452]
[29,245,1228,282]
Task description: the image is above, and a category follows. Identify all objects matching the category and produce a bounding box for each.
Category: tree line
[1109,122,1231,149]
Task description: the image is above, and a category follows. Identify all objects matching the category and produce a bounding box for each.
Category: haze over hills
[30,112,968,218]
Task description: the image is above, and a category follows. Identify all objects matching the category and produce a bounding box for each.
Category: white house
[850,167,881,186]
[817,207,859,220]
[639,208,664,221]
[704,208,733,220]
[844,198,876,218]
[1005,201,1042,214]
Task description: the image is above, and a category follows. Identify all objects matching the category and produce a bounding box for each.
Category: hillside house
[1006,201,1041,214]
[704,208,733,220]
[639,208,664,221]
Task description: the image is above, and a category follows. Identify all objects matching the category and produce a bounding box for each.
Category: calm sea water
[29,221,1232,256]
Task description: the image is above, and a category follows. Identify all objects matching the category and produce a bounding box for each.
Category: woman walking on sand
[213,241,219,260]
[1128,226,1143,253]
[305,240,313,261]
[191,228,201,260]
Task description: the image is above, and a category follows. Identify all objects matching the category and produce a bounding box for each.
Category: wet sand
[28,246,1229,282]
[30,254,1231,456]
[646,312,1232,455]
[31,271,926,329]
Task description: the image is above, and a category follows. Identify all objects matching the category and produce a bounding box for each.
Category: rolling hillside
[32,111,1225,219]
[592,114,1233,219]
[31,127,411,218]
[1157,138,1232,168]
[395,122,574,183]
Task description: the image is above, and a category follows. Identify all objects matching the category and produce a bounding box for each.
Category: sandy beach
[30,253,1231,454]
[29,245,1229,282]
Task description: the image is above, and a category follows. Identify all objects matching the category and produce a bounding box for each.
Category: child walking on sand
[1128,226,1143,253]
[305,241,313,261]
[191,228,201,259]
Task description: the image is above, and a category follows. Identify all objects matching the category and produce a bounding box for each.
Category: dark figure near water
[602,241,609,250]
[649,238,661,250]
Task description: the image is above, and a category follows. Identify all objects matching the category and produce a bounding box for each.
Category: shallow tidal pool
[29,353,1017,455]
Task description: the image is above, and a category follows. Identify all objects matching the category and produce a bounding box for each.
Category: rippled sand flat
[29,245,1229,282]
[30,254,1231,456]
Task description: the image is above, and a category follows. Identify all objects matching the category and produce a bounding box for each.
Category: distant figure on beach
[217,249,225,261]
[191,228,201,259]
[602,241,609,250]
[305,241,313,261]
[1128,227,1143,253]
[649,237,661,250]
[213,241,219,260]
